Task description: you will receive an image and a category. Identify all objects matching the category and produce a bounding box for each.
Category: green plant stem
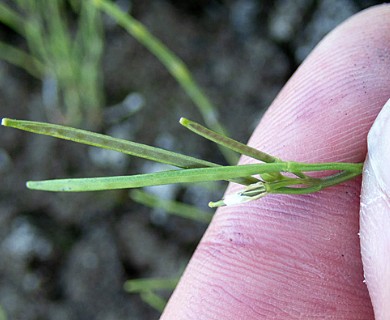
[273,170,361,195]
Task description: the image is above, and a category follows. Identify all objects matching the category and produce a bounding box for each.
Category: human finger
[162,5,390,319]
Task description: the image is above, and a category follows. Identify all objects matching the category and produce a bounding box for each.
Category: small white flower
[209,182,268,207]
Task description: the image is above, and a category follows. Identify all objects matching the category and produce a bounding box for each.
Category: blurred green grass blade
[0,2,25,35]
[92,0,238,165]
[0,41,44,78]
[139,291,167,313]
[124,277,178,312]
[0,304,6,320]
[43,0,82,122]
[1,118,216,169]
[124,277,178,293]
[74,0,104,105]
[91,0,216,124]
[18,1,51,66]
[45,0,72,62]
[7,0,104,127]
[130,189,213,223]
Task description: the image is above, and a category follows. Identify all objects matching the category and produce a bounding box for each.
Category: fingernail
[360,98,390,319]
[366,98,390,193]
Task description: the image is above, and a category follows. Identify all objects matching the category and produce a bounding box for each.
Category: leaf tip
[179,117,189,126]
[123,280,133,292]
[1,118,10,126]
[208,200,225,208]
[26,181,34,190]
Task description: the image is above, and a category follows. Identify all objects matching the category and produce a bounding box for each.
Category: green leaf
[1,118,216,169]
[2,118,256,185]
[25,162,363,192]
[180,117,279,163]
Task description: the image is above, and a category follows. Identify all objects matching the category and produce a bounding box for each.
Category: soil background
[0,0,384,319]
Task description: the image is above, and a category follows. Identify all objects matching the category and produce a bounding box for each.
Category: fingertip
[163,5,390,319]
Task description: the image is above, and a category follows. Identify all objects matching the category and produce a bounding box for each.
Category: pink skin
[161,5,390,320]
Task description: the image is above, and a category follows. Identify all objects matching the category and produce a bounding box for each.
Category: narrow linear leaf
[1,118,256,185]
[180,117,278,163]
[26,162,363,192]
[1,118,215,169]
[179,117,312,181]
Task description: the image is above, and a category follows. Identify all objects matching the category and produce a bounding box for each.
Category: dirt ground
[0,0,382,319]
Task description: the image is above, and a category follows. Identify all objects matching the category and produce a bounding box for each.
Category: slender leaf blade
[180,117,278,163]
[1,118,216,169]
[26,162,363,192]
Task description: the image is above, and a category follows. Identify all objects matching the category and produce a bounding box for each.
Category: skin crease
[161,5,390,320]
